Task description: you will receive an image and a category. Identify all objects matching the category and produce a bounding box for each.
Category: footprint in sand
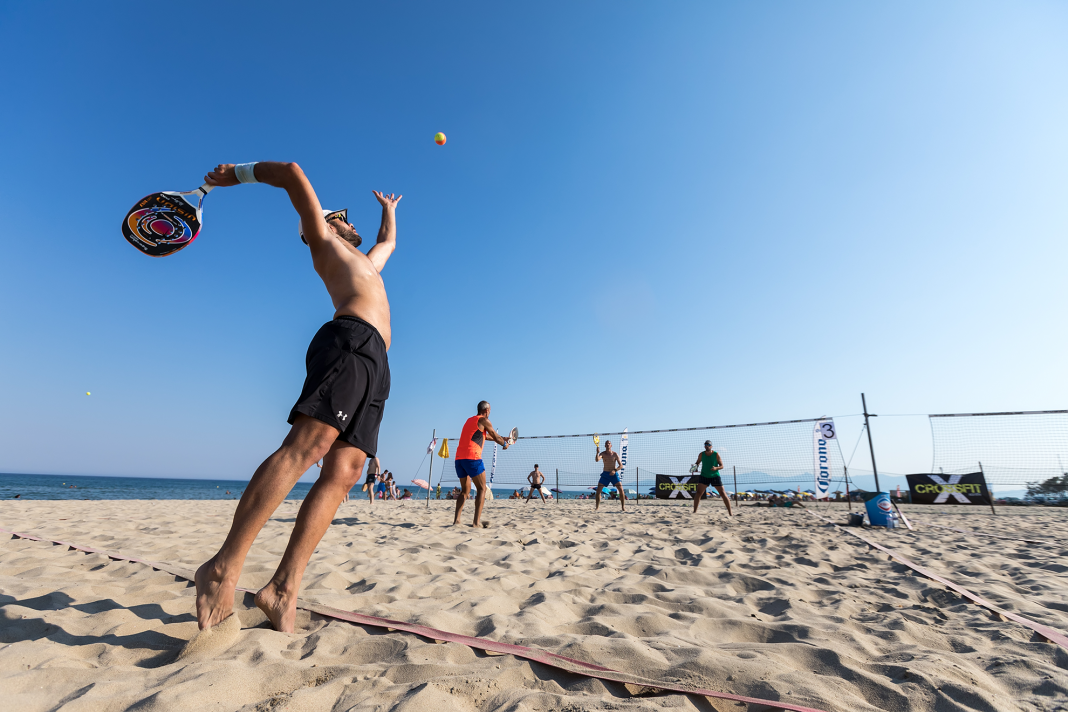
[177,613,241,663]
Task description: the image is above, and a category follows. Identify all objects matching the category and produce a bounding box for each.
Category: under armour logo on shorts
[337,411,348,421]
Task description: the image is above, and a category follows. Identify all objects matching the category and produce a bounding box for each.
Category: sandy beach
[1,498,1067,711]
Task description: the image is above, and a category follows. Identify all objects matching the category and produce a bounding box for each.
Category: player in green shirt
[692,440,732,516]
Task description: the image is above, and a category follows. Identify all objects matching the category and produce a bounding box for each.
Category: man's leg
[195,414,338,630]
[594,483,602,511]
[452,477,471,525]
[693,483,708,513]
[470,473,487,526]
[254,439,366,632]
[618,484,627,511]
[715,485,733,516]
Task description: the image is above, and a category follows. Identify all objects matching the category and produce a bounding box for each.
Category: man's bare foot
[195,556,238,631]
[254,580,298,633]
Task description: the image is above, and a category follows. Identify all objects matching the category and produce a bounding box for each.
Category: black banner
[654,474,710,499]
[905,472,991,505]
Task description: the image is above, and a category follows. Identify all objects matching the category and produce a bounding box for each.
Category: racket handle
[199,184,215,195]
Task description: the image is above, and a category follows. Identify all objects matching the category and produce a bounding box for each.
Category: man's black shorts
[288,316,390,457]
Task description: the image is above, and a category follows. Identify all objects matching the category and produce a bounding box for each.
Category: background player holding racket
[452,401,512,527]
[692,440,732,516]
[594,439,627,511]
[194,162,401,633]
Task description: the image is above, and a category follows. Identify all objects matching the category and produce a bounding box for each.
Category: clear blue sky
[1,1,1065,492]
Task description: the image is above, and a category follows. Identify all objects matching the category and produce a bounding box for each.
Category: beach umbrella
[412,479,430,490]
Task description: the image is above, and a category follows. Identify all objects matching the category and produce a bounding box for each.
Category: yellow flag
[437,438,450,459]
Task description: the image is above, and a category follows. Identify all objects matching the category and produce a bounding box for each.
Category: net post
[556,468,559,506]
[845,465,851,511]
[980,461,996,515]
[733,466,738,504]
[862,393,882,492]
[426,428,435,509]
[635,466,639,508]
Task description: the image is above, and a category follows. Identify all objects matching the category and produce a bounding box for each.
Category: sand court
[1,499,1067,711]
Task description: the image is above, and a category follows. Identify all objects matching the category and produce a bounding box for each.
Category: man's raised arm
[204,162,329,246]
[367,190,402,272]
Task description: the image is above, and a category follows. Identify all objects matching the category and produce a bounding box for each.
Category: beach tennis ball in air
[434,132,446,145]
[86,392,90,396]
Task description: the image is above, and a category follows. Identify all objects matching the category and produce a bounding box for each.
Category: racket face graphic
[507,427,519,445]
[593,433,600,446]
[121,185,213,257]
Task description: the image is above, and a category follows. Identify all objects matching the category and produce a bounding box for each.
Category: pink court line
[807,513,1068,652]
[1,525,829,712]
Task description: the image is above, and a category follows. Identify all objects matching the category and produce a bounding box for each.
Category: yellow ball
[434,132,446,146]
[86,392,91,396]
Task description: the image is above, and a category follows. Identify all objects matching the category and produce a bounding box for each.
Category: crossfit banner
[490,444,497,484]
[906,472,991,505]
[813,419,836,499]
[654,474,708,499]
[619,428,629,480]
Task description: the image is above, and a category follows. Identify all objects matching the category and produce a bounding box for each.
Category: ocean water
[0,472,313,501]
[0,472,639,501]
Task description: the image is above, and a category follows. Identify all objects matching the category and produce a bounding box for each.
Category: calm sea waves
[0,473,639,501]
[0,473,314,501]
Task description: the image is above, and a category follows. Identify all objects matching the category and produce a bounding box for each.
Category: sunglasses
[325,209,349,224]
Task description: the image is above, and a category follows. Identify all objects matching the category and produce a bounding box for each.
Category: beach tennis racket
[689,464,699,474]
[505,427,519,446]
[593,433,600,446]
[121,184,214,257]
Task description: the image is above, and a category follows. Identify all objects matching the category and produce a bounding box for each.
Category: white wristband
[235,162,259,184]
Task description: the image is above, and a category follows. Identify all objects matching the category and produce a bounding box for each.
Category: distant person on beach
[452,401,510,527]
[194,161,401,634]
[526,465,547,503]
[375,472,387,500]
[693,440,732,516]
[362,456,381,505]
[594,439,626,511]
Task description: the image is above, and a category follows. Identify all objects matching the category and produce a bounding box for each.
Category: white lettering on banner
[619,428,629,479]
[927,474,971,503]
[663,476,693,499]
[813,419,836,497]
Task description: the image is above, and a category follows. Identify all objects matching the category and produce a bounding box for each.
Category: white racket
[506,427,519,446]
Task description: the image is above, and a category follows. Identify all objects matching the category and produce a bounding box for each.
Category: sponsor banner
[619,428,629,480]
[490,443,498,484]
[654,474,709,499]
[906,472,991,505]
[813,419,836,498]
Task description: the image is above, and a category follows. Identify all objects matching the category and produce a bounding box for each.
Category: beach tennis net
[432,417,847,495]
[930,410,1068,486]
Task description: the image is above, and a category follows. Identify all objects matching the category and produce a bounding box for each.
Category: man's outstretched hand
[205,164,239,187]
[373,191,402,210]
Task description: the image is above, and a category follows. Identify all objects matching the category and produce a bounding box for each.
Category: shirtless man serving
[525,464,547,503]
[194,161,401,633]
[594,439,626,511]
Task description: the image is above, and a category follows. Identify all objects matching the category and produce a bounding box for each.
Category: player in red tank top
[453,400,510,527]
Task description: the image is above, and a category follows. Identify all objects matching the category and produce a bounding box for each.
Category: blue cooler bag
[864,492,894,527]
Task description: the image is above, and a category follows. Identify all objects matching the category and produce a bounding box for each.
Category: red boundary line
[806,513,1068,651]
[1,526,828,712]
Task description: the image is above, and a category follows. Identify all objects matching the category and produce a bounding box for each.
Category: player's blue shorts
[455,458,486,479]
[598,471,621,487]
[375,482,386,493]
